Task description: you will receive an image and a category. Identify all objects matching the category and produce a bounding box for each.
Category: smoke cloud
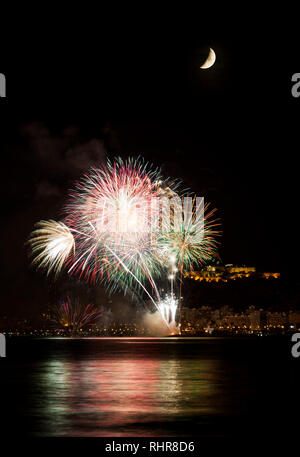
[142,310,170,336]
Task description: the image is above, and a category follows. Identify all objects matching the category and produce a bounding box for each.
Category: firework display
[52,297,102,334]
[157,294,179,333]
[28,220,75,277]
[63,157,166,296]
[158,199,219,273]
[29,156,220,329]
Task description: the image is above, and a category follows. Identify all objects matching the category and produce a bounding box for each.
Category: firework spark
[157,294,180,333]
[52,297,102,335]
[63,157,177,296]
[28,220,75,277]
[158,199,220,272]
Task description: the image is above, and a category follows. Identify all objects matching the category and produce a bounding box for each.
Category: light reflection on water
[4,337,268,437]
[40,357,221,436]
[27,338,235,436]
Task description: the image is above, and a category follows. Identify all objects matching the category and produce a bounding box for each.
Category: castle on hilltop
[185,264,280,283]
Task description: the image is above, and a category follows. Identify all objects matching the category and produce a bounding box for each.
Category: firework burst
[158,199,220,272]
[63,157,177,297]
[28,220,75,277]
[52,297,102,335]
[28,156,221,330]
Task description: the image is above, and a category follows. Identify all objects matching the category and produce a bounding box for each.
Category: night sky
[0,27,296,316]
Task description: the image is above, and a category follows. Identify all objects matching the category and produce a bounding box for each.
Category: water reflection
[36,339,225,436]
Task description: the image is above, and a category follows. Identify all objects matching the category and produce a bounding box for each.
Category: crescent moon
[200,48,216,69]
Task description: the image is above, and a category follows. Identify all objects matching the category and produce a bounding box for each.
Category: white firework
[28,220,75,277]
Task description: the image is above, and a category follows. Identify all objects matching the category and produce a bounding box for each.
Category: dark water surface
[0,337,296,437]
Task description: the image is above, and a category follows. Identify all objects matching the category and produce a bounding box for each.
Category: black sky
[0,26,297,315]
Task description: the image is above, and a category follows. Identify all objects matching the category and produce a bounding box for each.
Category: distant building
[185,264,280,283]
[223,313,249,328]
[266,311,288,327]
[248,309,261,330]
[260,272,280,279]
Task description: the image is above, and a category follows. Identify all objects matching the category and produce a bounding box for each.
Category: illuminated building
[222,313,249,328]
[179,305,295,333]
[261,272,280,279]
[266,312,288,327]
[248,308,261,330]
[185,264,280,282]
